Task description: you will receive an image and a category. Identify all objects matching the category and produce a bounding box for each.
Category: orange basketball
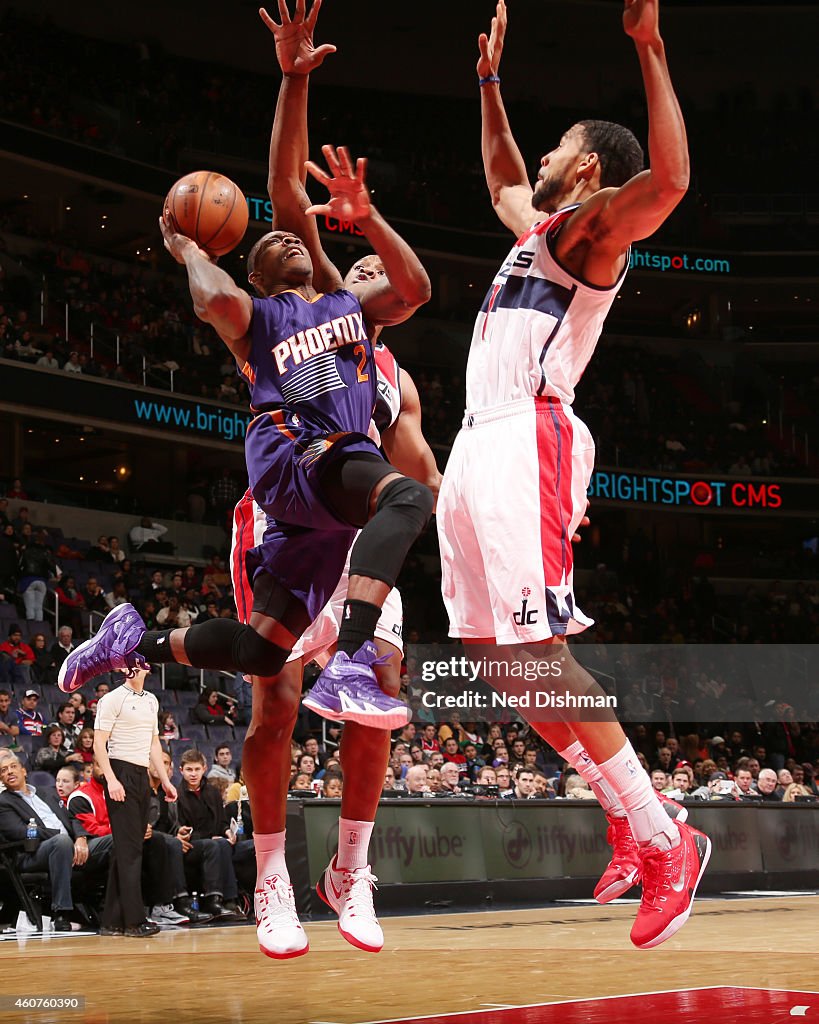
[164,171,249,257]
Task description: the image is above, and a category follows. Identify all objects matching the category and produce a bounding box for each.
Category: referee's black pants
[103,758,150,928]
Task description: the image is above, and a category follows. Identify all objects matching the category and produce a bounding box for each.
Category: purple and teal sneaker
[58,603,150,693]
[302,641,410,730]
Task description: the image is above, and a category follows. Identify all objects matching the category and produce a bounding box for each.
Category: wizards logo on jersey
[272,311,367,375]
[480,259,576,321]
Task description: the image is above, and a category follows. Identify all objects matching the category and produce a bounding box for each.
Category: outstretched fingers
[320,143,344,178]
[276,0,291,24]
[337,145,355,178]
[258,7,280,32]
[304,159,332,188]
[494,0,507,48]
[306,0,323,30]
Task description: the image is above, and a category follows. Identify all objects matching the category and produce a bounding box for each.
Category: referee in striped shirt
[94,668,177,937]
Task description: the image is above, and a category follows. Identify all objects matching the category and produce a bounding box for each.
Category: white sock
[254,831,288,887]
[558,740,625,817]
[598,742,680,850]
[336,818,374,871]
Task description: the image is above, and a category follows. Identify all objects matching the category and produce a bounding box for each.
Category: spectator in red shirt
[0,626,35,688]
[419,723,440,753]
[55,576,86,637]
[192,688,236,727]
[441,736,467,772]
[6,478,28,500]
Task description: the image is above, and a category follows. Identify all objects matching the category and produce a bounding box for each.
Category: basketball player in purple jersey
[223,1,441,960]
[437,0,709,950]
[59,128,433,733]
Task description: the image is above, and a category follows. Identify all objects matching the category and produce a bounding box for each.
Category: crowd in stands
[2,9,818,251]
[3,223,815,487]
[0,232,255,405]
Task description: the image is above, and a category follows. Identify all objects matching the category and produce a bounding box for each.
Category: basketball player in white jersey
[231,1,441,961]
[437,0,710,950]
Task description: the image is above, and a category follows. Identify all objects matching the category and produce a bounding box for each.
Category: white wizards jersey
[368,340,402,447]
[373,340,401,434]
[466,205,628,411]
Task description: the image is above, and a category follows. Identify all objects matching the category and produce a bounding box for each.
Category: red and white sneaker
[254,874,309,960]
[316,857,383,953]
[630,820,712,949]
[594,814,640,904]
[594,796,689,904]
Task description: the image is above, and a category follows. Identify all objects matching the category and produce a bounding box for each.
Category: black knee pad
[349,476,434,586]
[182,617,290,676]
[376,475,434,529]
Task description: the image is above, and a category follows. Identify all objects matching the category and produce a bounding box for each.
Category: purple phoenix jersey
[239,288,384,621]
[245,289,376,435]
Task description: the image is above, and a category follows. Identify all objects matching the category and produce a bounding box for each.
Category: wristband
[479,74,500,87]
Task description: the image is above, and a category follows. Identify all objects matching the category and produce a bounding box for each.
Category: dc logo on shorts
[513,587,539,625]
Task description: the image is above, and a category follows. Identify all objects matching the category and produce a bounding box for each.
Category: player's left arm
[381,369,442,503]
[587,0,688,253]
[305,146,431,326]
[261,1,343,294]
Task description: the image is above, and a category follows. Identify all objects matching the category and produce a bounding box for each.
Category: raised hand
[304,145,372,223]
[477,0,507,78]
[623,0,660,44]
[259,0,336,76]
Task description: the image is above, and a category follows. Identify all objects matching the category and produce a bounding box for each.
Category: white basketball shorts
[230,490,404,665]
[437,396,594,644]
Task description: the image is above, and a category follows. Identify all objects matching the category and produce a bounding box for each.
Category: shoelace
[340,867,379,917]
[639,845,676,911]
[256,877,299,931]
[609,816,639,861]
[353,675,403,704]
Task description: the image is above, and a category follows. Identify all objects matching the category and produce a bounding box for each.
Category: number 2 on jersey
[354,344,370,383]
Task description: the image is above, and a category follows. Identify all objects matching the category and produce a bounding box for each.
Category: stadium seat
[161,663,196,691]
[206,724,234,744]
[168,739,194,763]
[23,621,54,642]
[180,724,207,743]
[197,743,215,766]
[28,770,56,791]
[13,734,35,758]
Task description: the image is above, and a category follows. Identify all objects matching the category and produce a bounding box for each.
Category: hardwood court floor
[1,896,816,1024]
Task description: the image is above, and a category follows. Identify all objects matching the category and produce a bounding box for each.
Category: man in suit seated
[0,757,111,930]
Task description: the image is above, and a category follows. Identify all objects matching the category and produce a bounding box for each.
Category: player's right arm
[305,147,431,326]
[477,1,534,237]
[260,1,342,294]
[159,216,252,365]
[381,369,442,505]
